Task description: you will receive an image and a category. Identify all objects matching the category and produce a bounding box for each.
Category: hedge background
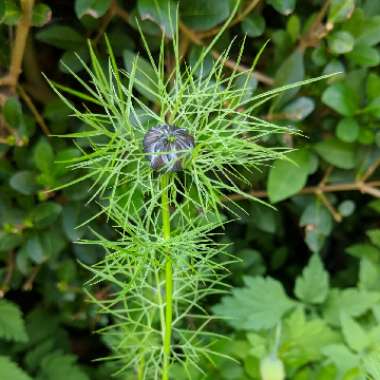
[1,0,380,379]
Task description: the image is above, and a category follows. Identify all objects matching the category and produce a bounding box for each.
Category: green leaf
[25,235,46,264]
[355,15,380,46]
[336,118,359,143]
[9,171,39,195]
[75,0,111,18]
[241,13,266,37]
[0,0,21,25]
[340,313,369,352]
[322,82,358,116]
[283,308,339,363]
[0,300,28,343]
[213,276,295,331]
[364,97,380,119]
[314,138,357,169]
[267,149,311,203]
[346,44,380,67]
[346,243,380,261]
[59,48,90,74]
[138,0,177,38]
[328,31,354,54]
[0,232,22,252]
[295,254,329,304]
[180,0,230,31]
[31,3,52,27]
[30,202,62,229]
[0,356,32,380]
[323,288,380,325]
[36,25,86,50]
[3,97,23,129]
[267,0,296,15]
[273,50,304,110]
[281,97,315,121]
[38,353,89,380]
[359,259,380,291]
[321,344,359,375]
[367,73,380,101]
[123,49,159,102]
[328,0,355,24]
[34,138,54,173]
[367,229,380,248]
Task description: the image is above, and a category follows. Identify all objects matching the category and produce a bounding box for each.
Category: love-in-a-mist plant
[49,11,332,379]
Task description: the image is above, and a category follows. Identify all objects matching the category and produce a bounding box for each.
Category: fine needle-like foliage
[47,10,334,379]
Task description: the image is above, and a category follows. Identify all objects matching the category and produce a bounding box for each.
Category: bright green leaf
[0,357,32,380]
[328,0,355,24]
[295,254,329,304]
[322,82,359,116]
[33,138,54,173]
[0,300,28,343]
[340,313,369,352]
[336,118,359,143]
[267,149,311,203]
[213,276,295,331]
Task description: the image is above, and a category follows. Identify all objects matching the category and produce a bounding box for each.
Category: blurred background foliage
[1,0,380,379]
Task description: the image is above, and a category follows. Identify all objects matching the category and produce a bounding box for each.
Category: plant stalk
[161,173,173,380]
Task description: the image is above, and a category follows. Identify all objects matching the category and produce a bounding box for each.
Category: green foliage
[1,0,380,378]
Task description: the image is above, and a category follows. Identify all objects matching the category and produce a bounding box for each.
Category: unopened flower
[260,355,285,380]
[143,124,195,172]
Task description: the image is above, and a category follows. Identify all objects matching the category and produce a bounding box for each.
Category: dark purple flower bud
[143,125,195,172]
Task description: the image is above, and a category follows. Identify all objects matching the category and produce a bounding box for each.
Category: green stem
[161,174,173,380]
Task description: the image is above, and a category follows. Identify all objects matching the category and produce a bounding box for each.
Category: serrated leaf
[295,254,329,304]
[38,353,89,380]
[267,149,311,203]
[283,308,339,363]
[0,300,28,343]
[321,344,359,374]
[213,276,295,331]
[340,313,370,352]
[0,356,32,380]
[323,288,380,325]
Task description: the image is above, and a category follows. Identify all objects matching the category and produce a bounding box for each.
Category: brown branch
[224,180,380,202]
[298,0,331,51]
[18,85,51,135]
[0,252,15,297]
[0,0,35,91]
[22,264,42,291]
[94,0,118,44]
[361,158,380,183]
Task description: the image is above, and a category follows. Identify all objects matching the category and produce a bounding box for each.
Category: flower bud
[143,125,195,172]
[260,355,285,380]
